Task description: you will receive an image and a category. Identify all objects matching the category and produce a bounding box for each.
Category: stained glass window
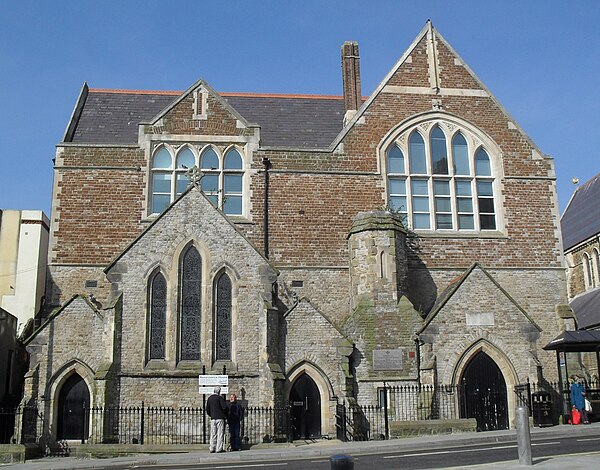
[149,272,166,360]
[215,273,232,361]
[180,246,202,361]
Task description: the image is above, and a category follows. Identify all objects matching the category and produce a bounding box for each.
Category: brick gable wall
[51,146,147,266]
[49,32,564,312]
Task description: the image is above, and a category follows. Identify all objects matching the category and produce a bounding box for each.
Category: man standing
[206,386,228,452]
[228,394,244,451]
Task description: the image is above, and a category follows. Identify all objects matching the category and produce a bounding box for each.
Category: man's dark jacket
[206,394,228,420]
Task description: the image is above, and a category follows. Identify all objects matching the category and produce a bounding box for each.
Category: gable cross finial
[185,165,204,189]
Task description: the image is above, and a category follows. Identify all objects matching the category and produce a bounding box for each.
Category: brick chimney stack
[341,41,361,123]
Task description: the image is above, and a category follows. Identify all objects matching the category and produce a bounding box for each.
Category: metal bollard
[516,405,532,466]
[330,454,354,470]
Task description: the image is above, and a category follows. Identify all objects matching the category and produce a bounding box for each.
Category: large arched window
[150,145,245,216]
[148,271,167,360]
[386,120,497,231]
[179,246,202,361]
[214,273,233,361]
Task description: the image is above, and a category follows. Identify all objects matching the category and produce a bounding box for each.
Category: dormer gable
[142,79,257,138]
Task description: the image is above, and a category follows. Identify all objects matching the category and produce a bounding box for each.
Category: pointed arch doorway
[290,374,321,439]
[459,351,508,431]
[57,373,90,440]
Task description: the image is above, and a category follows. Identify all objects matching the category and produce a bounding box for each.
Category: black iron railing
[0,405,42,444]
[8,381,596,446]
[337,384,465,442]
[85,403,291,446]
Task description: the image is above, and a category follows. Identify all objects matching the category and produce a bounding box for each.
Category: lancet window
[214,273,233,361]
[179,246,202,361]
[148,271,167,360]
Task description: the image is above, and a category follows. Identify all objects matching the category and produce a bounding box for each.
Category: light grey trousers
[210,419,225,452]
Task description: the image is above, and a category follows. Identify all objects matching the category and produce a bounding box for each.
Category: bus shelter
[544,329,600,421]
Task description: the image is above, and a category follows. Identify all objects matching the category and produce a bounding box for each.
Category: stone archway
[289,374,321,439]
[56,373,90,440]
[286,362,335,438]
[453,340,519,429]
[459,351,508,431]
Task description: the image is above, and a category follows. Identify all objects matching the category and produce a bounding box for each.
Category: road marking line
[578,437,600,442]
[165,464,288,470]
[384,444,517,458]
[532,441,561,446]
[208,464,289,469]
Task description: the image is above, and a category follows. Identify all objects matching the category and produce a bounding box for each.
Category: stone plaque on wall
[466,312,495,326]
[373,349,403,370]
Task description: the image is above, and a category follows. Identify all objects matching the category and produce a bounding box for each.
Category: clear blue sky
[1,1,599,216]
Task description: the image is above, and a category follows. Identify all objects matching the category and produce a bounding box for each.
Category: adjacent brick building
[23,22,568,441]
[561,174,600,330]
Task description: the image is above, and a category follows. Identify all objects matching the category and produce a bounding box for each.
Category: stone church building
[23,22,567,441]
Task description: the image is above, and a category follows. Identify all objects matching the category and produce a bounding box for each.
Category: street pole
[516,405,532,466]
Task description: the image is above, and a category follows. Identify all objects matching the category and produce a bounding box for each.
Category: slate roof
[570,287,600,330]
[70,91,176,144]
[223,95,345,149]
[561,173,600,251]
[68,89,346,149]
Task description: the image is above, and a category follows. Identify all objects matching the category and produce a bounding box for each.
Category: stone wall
[106,188,278,406]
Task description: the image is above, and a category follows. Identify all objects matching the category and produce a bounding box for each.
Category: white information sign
[198,374,229,395]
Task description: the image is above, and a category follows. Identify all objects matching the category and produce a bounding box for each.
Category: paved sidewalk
[3,423,600,469]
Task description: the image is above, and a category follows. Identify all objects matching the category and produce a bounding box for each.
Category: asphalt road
[117,433,600,469]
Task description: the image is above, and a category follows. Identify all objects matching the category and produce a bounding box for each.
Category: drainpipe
[414,334,421,385]
[262,157,272,259]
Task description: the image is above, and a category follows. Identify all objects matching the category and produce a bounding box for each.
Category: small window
[223,148,244,215]
[389,178,407,214]
[452,133,470,175]
[411,179,430,229]
[584,253,595,290]
[475,148,491,176]
[430,126,449,175]
[434,180,452,229]
[409,132,427,174]
[477,180,496,230]
[201,147,219,170]
[387,145,405,174]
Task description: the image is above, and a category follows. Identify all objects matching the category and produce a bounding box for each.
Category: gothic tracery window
[386,120,497,231]
[215,273,232,361]
[149,271,167,360]
[180,246,202,361]
[150,145,245,216]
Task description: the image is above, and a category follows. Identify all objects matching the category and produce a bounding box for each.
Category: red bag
[571,408,581,425]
